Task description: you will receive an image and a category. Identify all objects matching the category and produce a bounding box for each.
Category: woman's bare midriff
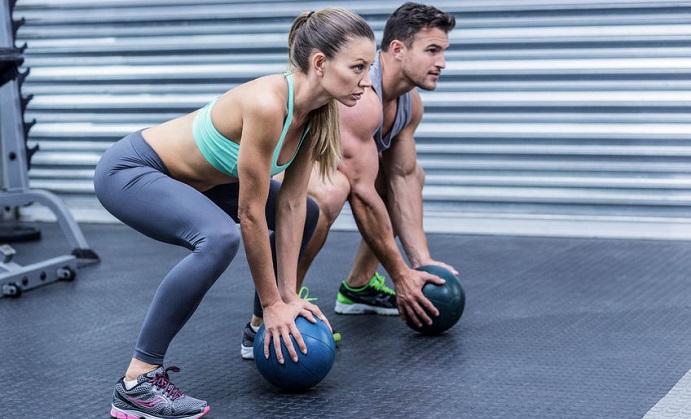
[141,112,236,192]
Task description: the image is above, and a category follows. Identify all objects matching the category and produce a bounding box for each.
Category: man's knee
[308,171,350,225]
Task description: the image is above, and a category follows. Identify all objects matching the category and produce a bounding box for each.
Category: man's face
[400,27,450,91]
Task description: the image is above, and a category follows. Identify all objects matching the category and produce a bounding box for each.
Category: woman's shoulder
[232,74,289,113]
[238,74,288,96]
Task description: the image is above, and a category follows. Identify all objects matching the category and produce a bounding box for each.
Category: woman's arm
[275,135,330,328]
[274,137,312,302]
[236,95,282,312]
[236,90,307,364]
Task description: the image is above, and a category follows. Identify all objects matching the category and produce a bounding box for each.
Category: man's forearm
[349,191,409,282]
[387,172,430,267]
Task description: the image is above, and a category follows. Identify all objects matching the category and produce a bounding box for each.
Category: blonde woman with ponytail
[94,8,375,419]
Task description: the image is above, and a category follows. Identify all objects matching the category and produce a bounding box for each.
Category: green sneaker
[334,273,398,315]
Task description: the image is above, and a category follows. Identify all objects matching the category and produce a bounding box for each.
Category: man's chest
[380,98,399,138]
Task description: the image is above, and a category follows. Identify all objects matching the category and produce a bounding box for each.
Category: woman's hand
[284,292,332,333]
[260,301,308,364]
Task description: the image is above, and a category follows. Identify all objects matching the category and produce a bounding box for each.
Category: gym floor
[1,222,691,418]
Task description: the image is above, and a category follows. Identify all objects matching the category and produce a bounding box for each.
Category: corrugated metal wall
[12,0,691,239]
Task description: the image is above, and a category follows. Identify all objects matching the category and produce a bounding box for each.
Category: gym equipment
[253,317,336,392]
[406,265,465,335]
[0,0,98,299]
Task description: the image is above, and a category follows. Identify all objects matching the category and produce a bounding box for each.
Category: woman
[95,8,375,419]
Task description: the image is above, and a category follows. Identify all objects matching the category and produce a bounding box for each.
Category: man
[301,2,458,328]
[241,2,457,358]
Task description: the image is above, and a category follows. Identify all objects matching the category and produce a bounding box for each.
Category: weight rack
[0,0,98,298]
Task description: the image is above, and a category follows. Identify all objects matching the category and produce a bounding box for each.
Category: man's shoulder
[343,87,381,118]
[340,88,382,136]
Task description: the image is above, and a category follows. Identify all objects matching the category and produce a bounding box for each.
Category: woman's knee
[196,225,241,263]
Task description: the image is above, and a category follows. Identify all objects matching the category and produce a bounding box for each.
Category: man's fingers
[417,281,440,320]
[419,295,439,318]
[413,301,434,326]
[425,272,446,285]
[399,298,426,328]
[400,295,437,327]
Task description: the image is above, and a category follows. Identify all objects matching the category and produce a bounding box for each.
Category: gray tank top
[370,52,413,152]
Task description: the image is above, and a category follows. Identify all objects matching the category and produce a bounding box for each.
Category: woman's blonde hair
[287,8,374,179]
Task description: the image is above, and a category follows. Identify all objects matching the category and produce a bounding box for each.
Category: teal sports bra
[192,73,310,178]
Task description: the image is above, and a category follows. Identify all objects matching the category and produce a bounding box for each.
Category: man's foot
[240,322,257,360]
[110,366,209,419]
[334,272,399,315]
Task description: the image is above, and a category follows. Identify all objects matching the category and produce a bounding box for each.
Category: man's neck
[378,50,414,103]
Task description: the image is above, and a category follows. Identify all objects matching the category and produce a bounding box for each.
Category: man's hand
[394,268,446,327]
[414,259,458,276]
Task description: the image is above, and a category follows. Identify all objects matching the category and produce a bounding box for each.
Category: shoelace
[298,286,317,302]
[148,367,184,400]
[299,286,340,341]
[371,273,395,295]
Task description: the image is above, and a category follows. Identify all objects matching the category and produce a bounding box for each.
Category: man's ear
[388,40,405,59]
[312,52,327,77]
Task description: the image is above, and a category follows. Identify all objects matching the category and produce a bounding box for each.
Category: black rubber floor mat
[2,223,691,418]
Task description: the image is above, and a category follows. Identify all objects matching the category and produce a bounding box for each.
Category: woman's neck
[290,71,331,120]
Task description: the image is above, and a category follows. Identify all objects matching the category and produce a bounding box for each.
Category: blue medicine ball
[253,316,336,391]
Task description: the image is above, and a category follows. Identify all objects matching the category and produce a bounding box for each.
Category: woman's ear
[311,52,327,77]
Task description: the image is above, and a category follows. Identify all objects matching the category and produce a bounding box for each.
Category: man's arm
[338,93,443,327]
[381,90,457,274]
[380,90,429,266]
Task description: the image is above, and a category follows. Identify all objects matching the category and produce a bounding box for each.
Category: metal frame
[0,0,98,298]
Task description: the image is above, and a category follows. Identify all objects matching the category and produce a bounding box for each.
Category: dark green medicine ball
[406,265,465,335]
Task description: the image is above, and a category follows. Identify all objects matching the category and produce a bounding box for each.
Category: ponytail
[308,99,340,180]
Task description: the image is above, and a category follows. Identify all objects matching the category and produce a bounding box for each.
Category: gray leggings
[93,131,318,365]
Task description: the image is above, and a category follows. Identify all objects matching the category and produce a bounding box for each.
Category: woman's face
[320,36,376,107]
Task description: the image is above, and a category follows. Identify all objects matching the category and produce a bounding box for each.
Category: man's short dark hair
[381,2,456,51]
